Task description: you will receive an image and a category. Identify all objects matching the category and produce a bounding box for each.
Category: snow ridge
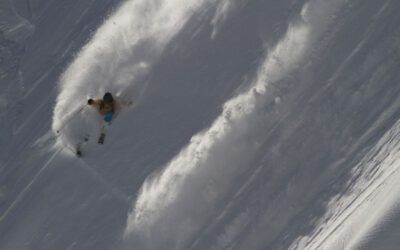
[291,119,400,250]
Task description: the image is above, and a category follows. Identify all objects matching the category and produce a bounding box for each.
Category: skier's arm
[116,100,133,108]
[87,99,102,107]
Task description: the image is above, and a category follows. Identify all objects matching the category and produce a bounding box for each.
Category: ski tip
[76,150,82,157]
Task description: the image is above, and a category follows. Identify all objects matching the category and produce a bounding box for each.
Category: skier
[87,92,132,144]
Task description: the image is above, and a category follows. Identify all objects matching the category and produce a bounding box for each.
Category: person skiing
[87,92,115,124]
[87,92,131,143]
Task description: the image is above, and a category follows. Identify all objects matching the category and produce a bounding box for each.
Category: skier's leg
[98,112,112,144]
[104,111,113,124]
[98,120,106,144]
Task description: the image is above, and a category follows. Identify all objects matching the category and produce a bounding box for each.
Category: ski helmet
[103,92,114,104]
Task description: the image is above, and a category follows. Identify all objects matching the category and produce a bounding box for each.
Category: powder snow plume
[51,0,214,149]
[123,0,345,249]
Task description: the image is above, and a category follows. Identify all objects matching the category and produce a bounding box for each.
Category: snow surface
[1,0,400,249]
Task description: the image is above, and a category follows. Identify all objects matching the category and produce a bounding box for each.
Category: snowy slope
[1,0,400,249]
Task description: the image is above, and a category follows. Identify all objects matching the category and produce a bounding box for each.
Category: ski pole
[56,105,86,134]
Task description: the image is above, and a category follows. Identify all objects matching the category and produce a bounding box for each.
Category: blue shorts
[104,111,113,123]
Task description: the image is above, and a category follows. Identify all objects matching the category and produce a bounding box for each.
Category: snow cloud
[122,0,346,249]
[123,0,346,249]
[52,0,214,149]
[123,20,310,248]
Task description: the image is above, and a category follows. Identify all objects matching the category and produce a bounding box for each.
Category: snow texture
[1,0,400,249]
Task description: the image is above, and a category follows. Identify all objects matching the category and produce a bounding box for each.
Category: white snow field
[1,0,400,249]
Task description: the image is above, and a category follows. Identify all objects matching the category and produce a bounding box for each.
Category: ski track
[0,141,130,225]
[22,68,52,100]
[72,151,131,205]
[307,0,392,105]
[14,87,56,135]
[0,147,62,223]
[123,0,346,249]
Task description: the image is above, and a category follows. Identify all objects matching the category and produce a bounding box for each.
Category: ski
[97,123,109,144]
[56,105,86,134]
[98,132,106,144]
